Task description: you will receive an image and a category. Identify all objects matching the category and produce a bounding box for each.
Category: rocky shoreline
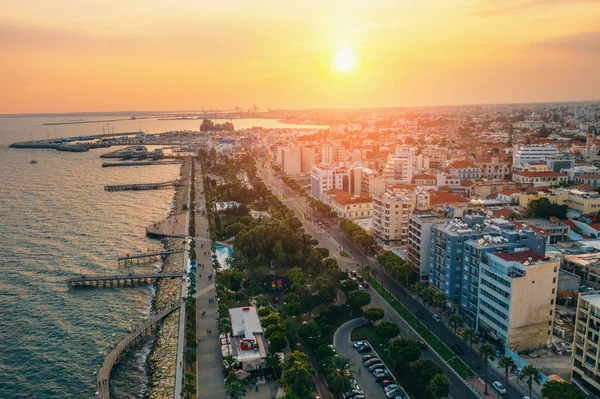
[146,161,189,399]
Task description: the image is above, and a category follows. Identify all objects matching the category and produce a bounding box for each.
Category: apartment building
[281,148,302,175]
[322,189,373,220]
[546,154,575,173]
[349,166,385,197]
[449,160,481,181]
[407,212,447,283]
[382,147,421,185]
[512,171,568,186]
[429,215,546,315]
[513,144,557,165]
[477,250,558,351]
[372,186,429,248]
[479,158,512,180]
[520,188,600,214]
[310,165,349,200]
[572,291,600,397]
[301,147,316,173]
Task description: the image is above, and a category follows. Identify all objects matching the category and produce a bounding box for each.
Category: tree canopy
[541,381,584,399]
[528,197,568,220]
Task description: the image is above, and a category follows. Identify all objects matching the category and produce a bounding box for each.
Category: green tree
[375,322,401,340]
[433,292,446,309]
[498,356,517,391]
[521,364,541,398]
[261,313,282,329]
[269,331,288,351]
[478,343,496,395]
[541,380,584,399]
[346,290,371,310]
[363,308,385,323]
[389,339,421,374]
[324,356,354,395]
[408,360,443,396]
[265,347,283,379]
[223,354,239,374]
[340,280,359,294]
[279,351,316,399]
[225,379,247,399]
[429,374,451,399]
[420,287,435,304]
[528,197,568,219]
[449,313,461,334]
[184,347,196,363]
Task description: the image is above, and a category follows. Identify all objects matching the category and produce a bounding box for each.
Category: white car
[492,381,506,395]
[384,384,399,393]
[432,314,441,323]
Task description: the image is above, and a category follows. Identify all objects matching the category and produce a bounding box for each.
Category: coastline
[146,163,188,399]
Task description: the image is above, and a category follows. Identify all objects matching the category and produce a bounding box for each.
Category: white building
[310,165,350,200]
[512,144,557,165]
[281,148,302,175]
[227,306,268,371]
[382,147,422,185]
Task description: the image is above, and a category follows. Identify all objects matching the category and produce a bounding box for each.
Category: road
[259,162,533,399]
[257,163,480,399]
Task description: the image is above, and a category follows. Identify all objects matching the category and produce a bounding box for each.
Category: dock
[66,272,185,287]
[96,301,181,399]
[117,250,183,265]
[104,180,182,192]
[102,160,183,167]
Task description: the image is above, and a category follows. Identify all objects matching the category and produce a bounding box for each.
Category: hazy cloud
[532,29,600,54]
[473,0,595,16]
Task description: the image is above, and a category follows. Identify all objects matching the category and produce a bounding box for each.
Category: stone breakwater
[147,237,185,399]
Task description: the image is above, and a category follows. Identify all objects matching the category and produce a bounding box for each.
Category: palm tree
[449,313,461,334]
[223,354,238,374]
[325,356,354,396]
[521,364,541,398]
[478,343,496,395]
[462,328,477,374]
[225,379,247,399]
[498,356,517,390]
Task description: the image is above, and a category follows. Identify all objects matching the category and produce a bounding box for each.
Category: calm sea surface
[0,115,326,398]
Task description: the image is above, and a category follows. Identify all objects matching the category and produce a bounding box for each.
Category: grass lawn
[352,324,435,399]
[340,250,352,258]
[365,276,472,379]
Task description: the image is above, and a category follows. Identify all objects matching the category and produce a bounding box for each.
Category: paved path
[195,160,226,399]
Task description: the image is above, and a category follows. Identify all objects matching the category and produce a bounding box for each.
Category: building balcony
[575,349,584,360]
[577,327,587,337]
[580,316,589,324]
[587,334,599,345]
[590,323,600,334]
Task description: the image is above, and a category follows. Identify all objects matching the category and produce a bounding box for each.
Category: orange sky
[1,0,599,113]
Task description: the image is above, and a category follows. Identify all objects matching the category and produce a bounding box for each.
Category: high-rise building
[301,147,316,173]
[513,144,557,165]
[407,212,447,283]
[429,215,546,316]
[310,165,350,200]
[382,147,421,185]
[321,144,344,164]
[281,148,302,175]
[476,250,558,351]
[349,166,385,198]
[372,186,430,249]
[572,291,600,397]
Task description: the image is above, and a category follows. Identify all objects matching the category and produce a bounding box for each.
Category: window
[552,288,555,294]
[550,310,553,315]
[553,277,556,283]
[551,299,554,305]
[549,321,552,326]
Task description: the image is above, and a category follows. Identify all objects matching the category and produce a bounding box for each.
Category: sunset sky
[1,0,599,113]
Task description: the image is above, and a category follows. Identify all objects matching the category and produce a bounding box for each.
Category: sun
[334,48,356,72]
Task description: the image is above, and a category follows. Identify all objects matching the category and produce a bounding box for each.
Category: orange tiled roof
[513,171,565,178]
[429,191,469,205]
[498,189,522,196]
[326,189,372,205]
[450,160,478,169]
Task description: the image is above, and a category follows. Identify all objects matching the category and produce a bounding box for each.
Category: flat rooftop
[494,250,547,264]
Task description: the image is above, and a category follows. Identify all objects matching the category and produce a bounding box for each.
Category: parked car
[432,313,441,323]
[357,345,372,353]
[451,344,463,355]
[353,341,366,349]
[415,310,424,319]
[417,340,427,349]
[362,354,374,362]
[496,348,503,357]
[375,372,392,382]
[343,389,364,398]
[492,381,507,395]
[349,379,360,389]
[380,379,396,387]
[386,389,401,398]
[363,282,370,289]
[368,363,385,372]
[364,358,380,367]
[384,384,399,393]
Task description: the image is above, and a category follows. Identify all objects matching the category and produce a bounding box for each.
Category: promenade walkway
[195,161,226,399]
[66,272,185,287]
[96,301,181,399]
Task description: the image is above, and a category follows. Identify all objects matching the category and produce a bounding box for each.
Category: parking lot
[525,348,573,381]
[334,319,408,399]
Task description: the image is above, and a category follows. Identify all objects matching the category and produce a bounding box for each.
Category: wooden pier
[104,180,182,192]
[117,250,183,265]
[96,301,181,399]
[66,272,185,287]
[102,160,183,167]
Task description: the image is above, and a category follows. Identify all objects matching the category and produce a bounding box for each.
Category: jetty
[102,160,183,167]
[104,180,182,192]
[96,301,181,399]
[66,272,185,287]
[117,250,183,266]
